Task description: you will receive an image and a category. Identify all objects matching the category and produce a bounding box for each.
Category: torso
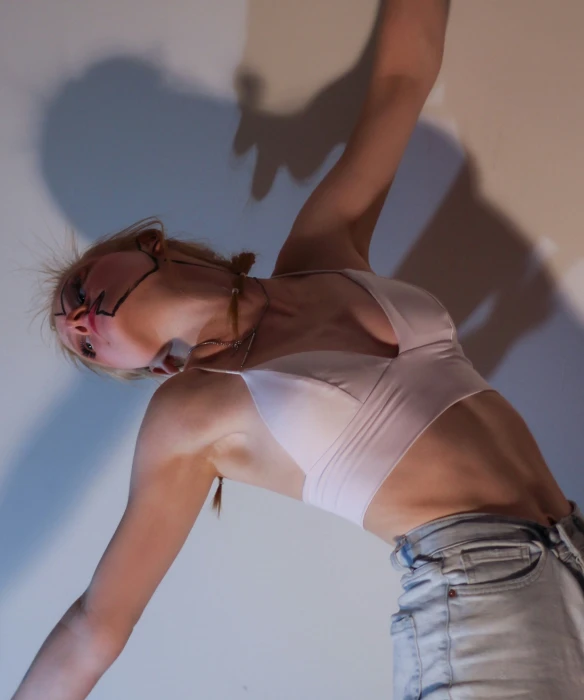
[182,269,572,545]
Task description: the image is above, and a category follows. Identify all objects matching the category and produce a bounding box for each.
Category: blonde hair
[42,216,257,516]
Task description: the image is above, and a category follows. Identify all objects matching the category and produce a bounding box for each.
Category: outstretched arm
[11,378,221,700]
[277,0,450,268]
[10,596,110,700]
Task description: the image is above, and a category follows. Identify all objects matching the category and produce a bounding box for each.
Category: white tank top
[190,269,492,528]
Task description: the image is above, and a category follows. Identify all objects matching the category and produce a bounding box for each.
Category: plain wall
[1,1,583,698]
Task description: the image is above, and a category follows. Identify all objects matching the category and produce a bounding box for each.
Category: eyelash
[79,339,96,359]
[70,274,95,359]
[72,276,86,304]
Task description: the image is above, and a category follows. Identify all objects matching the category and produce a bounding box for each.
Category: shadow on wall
[2,9,584,598]
[233,0,383,200]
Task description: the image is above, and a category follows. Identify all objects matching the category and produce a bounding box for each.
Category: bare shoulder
[138,371,242,467]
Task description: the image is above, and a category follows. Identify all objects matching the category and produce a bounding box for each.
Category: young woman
[14,2,584,698]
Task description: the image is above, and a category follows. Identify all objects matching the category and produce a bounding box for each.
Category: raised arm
[11,377,222,700]
[275,0,450,270]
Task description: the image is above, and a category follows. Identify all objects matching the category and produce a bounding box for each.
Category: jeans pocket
[443,539,547,595]
[390,614,422,700]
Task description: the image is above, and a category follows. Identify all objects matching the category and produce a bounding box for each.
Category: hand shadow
[232,0,383,200]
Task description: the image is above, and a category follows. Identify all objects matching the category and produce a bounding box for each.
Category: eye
[79,339,96,359]
[72,277,86,305]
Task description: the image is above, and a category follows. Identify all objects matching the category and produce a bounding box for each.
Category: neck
[153,255,267,365]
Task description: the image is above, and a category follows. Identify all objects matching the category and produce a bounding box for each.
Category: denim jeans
[389,500,584,699]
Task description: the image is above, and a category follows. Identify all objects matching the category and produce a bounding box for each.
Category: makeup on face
[53,241,222,371]
[53,241,160,360]
[54,244,159,320]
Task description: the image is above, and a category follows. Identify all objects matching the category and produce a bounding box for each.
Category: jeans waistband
[391,500,584,571]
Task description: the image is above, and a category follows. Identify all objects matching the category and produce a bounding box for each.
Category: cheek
[87,252,155,315]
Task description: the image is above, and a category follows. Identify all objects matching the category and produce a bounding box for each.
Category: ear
[136,229,165,258]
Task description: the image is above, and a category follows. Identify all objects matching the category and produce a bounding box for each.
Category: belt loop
[393,534,407,552]
[557,522,584,573]
[390,538,407,572]
[392,534,411,569]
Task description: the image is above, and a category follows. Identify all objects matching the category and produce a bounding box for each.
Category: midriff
[363,389,572,544]
[208,372,572,547]
[186,272,572,546]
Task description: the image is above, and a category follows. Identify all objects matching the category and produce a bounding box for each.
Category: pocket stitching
[455,541,547,595]
[390,613,422,700]
[462,544,530,584]
[462,544,529,563]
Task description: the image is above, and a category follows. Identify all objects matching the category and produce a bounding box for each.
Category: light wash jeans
[389,500,584,699]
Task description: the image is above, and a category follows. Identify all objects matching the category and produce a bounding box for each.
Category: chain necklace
[184,274,270,370]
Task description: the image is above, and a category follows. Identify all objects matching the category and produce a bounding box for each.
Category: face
[53,241,170,371]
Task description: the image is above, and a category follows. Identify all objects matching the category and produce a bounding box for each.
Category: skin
[27,5,564,700]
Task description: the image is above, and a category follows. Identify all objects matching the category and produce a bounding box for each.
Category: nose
[66,305,90,335]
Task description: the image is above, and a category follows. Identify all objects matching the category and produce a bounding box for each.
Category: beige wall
[237,0,584,315]
[435,1,584,301]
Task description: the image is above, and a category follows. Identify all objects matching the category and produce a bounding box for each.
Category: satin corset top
[189,269,492,528]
